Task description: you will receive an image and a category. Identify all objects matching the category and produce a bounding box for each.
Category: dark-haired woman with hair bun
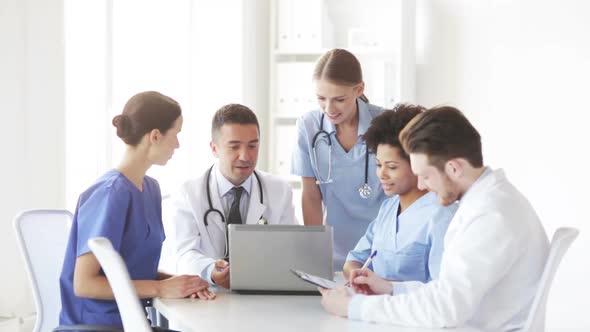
[58,91,214,329]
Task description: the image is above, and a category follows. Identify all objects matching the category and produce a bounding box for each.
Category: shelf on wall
[271,113,304,122]
[273,49,398,62]
[267,0,416,179]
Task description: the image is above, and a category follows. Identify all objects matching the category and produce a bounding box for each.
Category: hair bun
[112,114,131,139]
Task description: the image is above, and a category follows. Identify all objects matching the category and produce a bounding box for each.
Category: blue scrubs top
[346,192,457,282]
[59,169,165,327]
[291,98,386,269]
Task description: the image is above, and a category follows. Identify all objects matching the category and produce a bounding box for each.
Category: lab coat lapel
[208,170,230,236]
[445,168,499,247]
[457,168,500,211]
[245,174,267,224]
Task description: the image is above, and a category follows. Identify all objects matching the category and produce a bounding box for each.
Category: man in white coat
[319,106,549,332]
[172,104,296,289]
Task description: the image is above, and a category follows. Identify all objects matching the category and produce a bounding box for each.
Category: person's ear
[444,159,464,180]
[149,129,161,145]
[210,141,219,158]
[354,82,365,97]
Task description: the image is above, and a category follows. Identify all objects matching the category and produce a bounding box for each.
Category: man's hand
[318,287,351,317]
[351,268,393,295]
[211,260,230,289]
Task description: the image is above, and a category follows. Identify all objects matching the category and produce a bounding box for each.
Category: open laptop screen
[228,225,333,294]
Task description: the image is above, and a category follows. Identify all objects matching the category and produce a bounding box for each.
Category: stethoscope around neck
[311,113,372,199]
[203,165,266,258]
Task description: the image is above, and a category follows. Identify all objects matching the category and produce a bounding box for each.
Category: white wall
[416,0,590,328]
[1,0,267,319]
[243,0,271,170]
[0,0,65,318]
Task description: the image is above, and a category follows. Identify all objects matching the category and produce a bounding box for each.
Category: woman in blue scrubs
[343,105,457,285]
[59,91,214,329]
[291,49,387,269]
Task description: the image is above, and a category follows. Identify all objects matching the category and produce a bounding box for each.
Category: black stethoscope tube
[312,113,370,192]
[203,165,264,226]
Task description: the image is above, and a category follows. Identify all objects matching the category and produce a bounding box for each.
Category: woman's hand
[158,275,210,298]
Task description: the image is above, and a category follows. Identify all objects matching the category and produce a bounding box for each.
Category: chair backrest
[524,227,579,332]
[13,209,73,332]
[87,237,152,332]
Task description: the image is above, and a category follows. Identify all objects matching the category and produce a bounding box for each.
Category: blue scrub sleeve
[426,204,457,280]
[346,217,377,264]
[76,186,131,257]
[290,117,316,177]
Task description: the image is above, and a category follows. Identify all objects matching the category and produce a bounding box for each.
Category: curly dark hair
[363,103,426,161]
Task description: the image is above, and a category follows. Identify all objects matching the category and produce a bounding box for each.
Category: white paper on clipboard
[290,269,337,289]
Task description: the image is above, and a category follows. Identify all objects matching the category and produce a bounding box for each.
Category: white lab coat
[171,167,297,283]
[349,168,549,332]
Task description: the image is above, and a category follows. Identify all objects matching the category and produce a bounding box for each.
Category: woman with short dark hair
[343,105,457,288]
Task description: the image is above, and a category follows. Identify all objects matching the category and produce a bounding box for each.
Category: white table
[0,316,19,332]
[154,292,481,332]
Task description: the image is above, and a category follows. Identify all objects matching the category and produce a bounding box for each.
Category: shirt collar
[214,163,253,197]
[320,98,371,137]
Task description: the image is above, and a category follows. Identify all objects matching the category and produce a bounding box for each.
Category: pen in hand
[345,250,378,286]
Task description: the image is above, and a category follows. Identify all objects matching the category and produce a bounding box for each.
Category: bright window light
[65,0,244,209]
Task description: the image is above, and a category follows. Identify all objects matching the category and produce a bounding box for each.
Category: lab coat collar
[244,172,267,224]
[459,167,500,207]
[214,163,253,198]
[320,98,372,136]
[213,164,266,224]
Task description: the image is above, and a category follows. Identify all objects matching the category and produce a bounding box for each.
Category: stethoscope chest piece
[358,183,372,199]
[313,113,372,198]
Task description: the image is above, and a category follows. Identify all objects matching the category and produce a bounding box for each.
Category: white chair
[88,237,179,332]
[13,209,73,332]
[87,237,152,332]
[523,227,580,332]
[14,209,126,332]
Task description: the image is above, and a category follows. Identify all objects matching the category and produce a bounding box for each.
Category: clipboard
[290,269,337,289]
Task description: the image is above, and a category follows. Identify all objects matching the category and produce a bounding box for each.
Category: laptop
[228,224,333,294]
